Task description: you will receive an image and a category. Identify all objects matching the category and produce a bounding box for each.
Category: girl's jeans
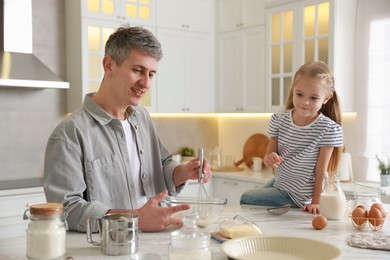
[240,178,299,207]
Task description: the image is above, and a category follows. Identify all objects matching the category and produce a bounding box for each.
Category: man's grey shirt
[44,93,182,232]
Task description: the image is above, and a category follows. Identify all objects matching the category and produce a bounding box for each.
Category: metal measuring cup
[86,213,138,256]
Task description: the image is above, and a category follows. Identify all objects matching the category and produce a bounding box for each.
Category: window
[361,19,390,181]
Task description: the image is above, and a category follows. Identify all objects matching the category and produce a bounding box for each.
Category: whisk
[197,145,211,220]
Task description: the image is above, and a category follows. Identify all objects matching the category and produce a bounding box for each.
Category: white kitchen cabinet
[246,182,265,190]
[217,26,265,112]
[212,171,272,205]
[216,0,265,32]
[65,1,157,113]
[178,179,213,198]
[155,0,214,113]
[213,177,247,205]
[0,187,45,239]
[265,0,357,112]
[156,29,214,113]
[157,0,213,33]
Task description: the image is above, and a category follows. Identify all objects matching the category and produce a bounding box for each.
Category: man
[43,25,211,232]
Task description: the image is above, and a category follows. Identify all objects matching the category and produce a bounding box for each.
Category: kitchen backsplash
[153,114,356,170]
[151,115,219,157]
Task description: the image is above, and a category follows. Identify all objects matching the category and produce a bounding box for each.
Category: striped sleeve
[318,116,343,147]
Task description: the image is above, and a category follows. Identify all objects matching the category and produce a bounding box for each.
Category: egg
[312,215,328,230]
[351,206,367,226]
[368,207,384,227]
[370,203,385,217]
[355,204,367,211]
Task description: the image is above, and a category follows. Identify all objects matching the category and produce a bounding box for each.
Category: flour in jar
[26,219,66,259]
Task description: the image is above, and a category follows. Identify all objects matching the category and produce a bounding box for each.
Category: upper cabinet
[156,0,214,113]
[65,0,157,113]
[217,0,266,32]
[216,0,265,112]
[156,29,213,112]
[217,26,265,112]
[157,0,212,33]
[265,0,357,112]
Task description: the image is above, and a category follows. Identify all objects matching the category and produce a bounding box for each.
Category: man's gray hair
[105,24,163,66]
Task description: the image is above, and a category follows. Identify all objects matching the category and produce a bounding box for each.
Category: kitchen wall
[0,0,67,189]
[151,115,219,157]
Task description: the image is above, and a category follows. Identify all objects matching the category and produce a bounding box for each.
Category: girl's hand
[264,152,284,168]
[303,203,320,214]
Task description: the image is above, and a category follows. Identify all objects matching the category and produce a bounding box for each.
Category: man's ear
[103,55,113,73]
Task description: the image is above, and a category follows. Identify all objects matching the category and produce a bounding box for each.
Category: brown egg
[312,215,328,230]
[368,207,384,227]
[370,203,385,217]
[355,204,367,211]
[352,206,367,225]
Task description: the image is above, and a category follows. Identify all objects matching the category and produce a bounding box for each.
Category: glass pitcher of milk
[319,172,346,220]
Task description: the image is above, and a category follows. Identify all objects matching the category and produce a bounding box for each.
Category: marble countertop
[1,204,390,259]
[212,168,390,202]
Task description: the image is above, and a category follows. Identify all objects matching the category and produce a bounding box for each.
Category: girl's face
[292,75,333,123]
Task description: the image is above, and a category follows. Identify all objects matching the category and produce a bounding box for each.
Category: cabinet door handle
[223,180,238,186]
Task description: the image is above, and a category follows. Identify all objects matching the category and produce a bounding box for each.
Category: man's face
[109,49,158,107]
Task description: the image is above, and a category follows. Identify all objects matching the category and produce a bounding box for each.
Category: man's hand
[173,157,212,186]
[137,190,190,232]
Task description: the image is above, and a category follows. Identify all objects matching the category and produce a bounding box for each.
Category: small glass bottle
[319,172,347,220]
[209,147,222,170]
[23,203,67,259]
[169,214,212,260]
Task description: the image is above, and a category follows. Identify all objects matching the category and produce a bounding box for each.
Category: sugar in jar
[169,214,212,260]
[23,203,67,259]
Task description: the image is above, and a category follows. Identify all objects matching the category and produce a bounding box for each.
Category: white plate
[220,236,341,260]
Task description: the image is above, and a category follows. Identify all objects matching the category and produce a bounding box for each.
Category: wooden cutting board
[235,133,269,168]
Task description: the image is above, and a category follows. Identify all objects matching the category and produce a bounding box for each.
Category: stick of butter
[219,224,261,239]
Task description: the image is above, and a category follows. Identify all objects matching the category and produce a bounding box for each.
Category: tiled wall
[0,0,67,189]
[152,115,219,158]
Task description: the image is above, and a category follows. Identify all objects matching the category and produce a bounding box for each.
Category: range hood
[0,0,69,88]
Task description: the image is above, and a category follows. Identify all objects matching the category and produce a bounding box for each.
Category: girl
[240,61,343,214]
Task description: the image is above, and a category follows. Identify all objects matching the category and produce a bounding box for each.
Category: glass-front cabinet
[302,1,330,64]
[82,0,155,26]
[84,23,114,94]
[268,4,295,110]
[265,0,356,112]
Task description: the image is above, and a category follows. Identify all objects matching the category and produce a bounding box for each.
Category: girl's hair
[284,61,342,173]
[105,24,163,66]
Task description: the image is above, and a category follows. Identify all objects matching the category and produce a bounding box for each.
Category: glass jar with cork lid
[23,202,67,259]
